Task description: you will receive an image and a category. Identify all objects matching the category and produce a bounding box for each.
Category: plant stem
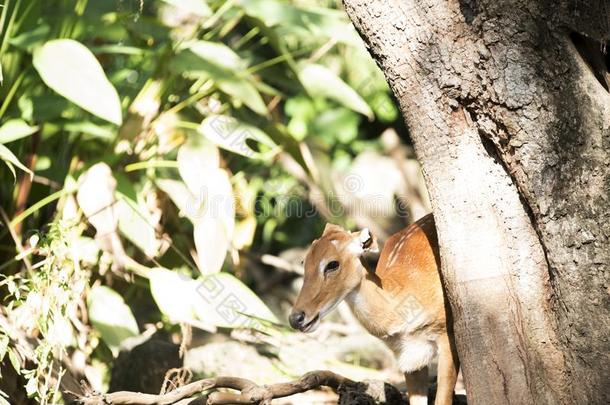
[0,69,24,119]
[10,186,76,228]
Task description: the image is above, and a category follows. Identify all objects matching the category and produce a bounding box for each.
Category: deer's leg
[404,366,429,405]
[434,332,460,405]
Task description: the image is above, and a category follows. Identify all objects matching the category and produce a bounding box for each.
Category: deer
[289,214,459,405]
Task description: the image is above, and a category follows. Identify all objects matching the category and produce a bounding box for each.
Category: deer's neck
[345,265,402,338]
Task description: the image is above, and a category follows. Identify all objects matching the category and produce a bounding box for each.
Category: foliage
[0,0,405,402]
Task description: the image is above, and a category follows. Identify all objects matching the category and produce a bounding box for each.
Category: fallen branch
[73,370,403,405]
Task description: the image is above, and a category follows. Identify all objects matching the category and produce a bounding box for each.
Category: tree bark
[343,1,610,404]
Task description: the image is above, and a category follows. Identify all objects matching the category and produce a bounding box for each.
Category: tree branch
[73,370,381,405]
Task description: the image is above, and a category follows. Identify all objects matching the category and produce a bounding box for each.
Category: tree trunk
[343,1,610,404]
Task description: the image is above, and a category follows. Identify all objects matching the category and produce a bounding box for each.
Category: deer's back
[376,214,446,330]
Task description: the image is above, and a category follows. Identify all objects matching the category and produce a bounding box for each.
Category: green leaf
[33,39,123,125]
[237,0,360,46]
[193,201,231,275]
[88,286,139,354]
[176,41,267,115]
[64,121,115,141]
[238,0,311,29]
[117,198,159,257]
[312,108,360,143]
[193,272,279,328]
[7,348,20,373]
[198,115,278,159]
[149,268,201,326]
[263,123,311,176]
[218,79,268,115]
[298,63,373,119]
[24,376,37,397]
[243,16,301,81]
[19,93,70,122]
[233,216,257,249]
[160,0,212,17]
[0,119,38,144]
[156,179,201,221]
[175,140,234,274]
[149,268,278,331]
[8,25,50,51]
[187,41,245,73]
[0,334,9,362]
[76,163,119,238]
[285,96,316,140]
[74,236,101,265]
[0,144,32,179]
[2,160,14,189]
[177,139,220,194]
[115,176,161,258]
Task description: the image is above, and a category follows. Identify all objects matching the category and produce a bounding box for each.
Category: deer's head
[289,223,378,332]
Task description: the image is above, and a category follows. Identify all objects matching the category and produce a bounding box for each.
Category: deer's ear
[359,228,379,253]
[323,223,343,235]
[348,228,379,255]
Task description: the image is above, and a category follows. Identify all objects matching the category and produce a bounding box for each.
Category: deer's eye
[324,260,340,274]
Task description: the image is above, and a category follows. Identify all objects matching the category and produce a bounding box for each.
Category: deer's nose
[289,311,305,329]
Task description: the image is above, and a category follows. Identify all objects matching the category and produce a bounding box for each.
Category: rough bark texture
[343,1,610,404]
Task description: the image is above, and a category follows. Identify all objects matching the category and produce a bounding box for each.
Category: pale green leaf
[149,268,199,325]
[187,40,245,73]
[198,115,278,159]
[24,377,37,397]
[193,272,279,328]
[0,334,9,362]
[47,314,75,347]
[8,25,50,51]
[156,178,202,221]
[0,144,32,178]
[0,119,39,144]
[177,140,220,194]
[233,216,257,249]
[298,63,373,119]
[2,160,15,179]
[149,268,277,331]
[161,0,212,17]
[194,205,231,275]
[173,139,235,274]
[116,193,161,259]
[237,0,310,28]
[7,348,20,373]
[236,0,360,46]
[64,121,115,140]
[76,163,118,236]
[74,236,101,266]
[179,41,267,115]
[189,168,234,274]
[88,286,139,353]
[33,39,123,125]
[217,80,268,115]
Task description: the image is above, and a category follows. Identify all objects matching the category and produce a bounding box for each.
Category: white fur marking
[396,336,437,373]
[359,228,371,244]
[347,240,363,255]
[408,394,428,405]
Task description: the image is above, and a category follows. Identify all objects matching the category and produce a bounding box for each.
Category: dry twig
[74,370,371,405]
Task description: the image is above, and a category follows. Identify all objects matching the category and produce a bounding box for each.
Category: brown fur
[291,214,459,405]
